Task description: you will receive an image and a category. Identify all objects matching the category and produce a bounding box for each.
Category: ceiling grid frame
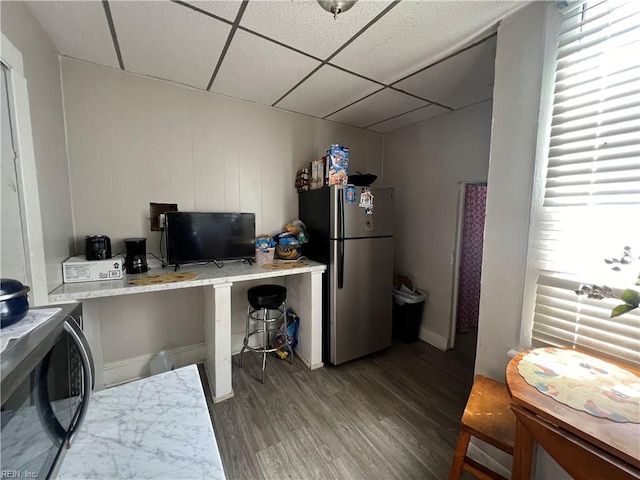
[26,0,522,132]
[206,0,249,90]
[102,0,124,70]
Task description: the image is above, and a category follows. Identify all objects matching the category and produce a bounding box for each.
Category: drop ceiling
[25,0,527,133]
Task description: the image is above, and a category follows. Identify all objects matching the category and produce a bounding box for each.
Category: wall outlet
[150,203,177,231]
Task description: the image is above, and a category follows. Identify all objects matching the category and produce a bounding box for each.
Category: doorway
[1,34,47,304]
[450,182,487,362]
[1,63,28,283]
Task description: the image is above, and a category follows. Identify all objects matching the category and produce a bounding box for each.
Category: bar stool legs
[238,285,292,383]
[261,306,268,383]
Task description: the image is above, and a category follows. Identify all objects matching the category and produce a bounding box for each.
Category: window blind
[530,0,640,366]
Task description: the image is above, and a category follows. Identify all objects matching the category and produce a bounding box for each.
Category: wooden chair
[448,374,516,480]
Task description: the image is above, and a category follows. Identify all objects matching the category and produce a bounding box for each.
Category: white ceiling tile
[277,65,381,119]
[367,104,450,133]
[178,1,242,22]
[395,37,496,109]
[211,30,321,106]
[331,1,521,84]
[110,0,231,90]
[240,0,394,59]
[326,88,428,128]
[26,1,119,68]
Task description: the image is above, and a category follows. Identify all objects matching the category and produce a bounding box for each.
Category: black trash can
[392,289,428,343]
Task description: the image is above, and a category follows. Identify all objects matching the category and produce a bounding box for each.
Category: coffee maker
[124,238,148,274]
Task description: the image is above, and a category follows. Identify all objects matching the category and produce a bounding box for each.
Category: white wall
[475,0,547,384]
[383,100,492,349]
[61,58,383,364]
[476,2,569,478]
[0,2,73,293]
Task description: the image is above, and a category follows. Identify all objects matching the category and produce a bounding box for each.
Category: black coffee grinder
[124,238,148,274]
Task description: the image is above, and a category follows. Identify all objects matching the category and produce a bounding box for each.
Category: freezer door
[329,236,393,365]
[330,186,394,239]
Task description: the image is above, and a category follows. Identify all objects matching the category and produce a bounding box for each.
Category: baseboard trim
[103,343,205,388]
[418,326,448,351]
[104,334,321,388]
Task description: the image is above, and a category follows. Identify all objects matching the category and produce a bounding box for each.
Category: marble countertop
[58,365,225,480]
[49,259,326,302]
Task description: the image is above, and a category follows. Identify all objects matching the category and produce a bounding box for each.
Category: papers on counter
[1,308,61,353]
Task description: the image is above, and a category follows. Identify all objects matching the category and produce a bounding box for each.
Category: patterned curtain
[456,183,487,333]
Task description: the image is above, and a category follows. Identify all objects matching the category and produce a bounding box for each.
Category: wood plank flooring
[199,340,476,480]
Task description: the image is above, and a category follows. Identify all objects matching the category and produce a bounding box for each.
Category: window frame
[520,0,640,365]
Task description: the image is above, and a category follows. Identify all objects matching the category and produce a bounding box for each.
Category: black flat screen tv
[165,212,255,266]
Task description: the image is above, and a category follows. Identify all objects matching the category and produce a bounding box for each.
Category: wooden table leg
[512,416,535,479]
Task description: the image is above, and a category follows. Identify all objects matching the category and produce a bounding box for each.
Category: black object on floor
[392,289,427,343]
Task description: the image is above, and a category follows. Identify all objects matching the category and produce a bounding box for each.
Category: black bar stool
[239,284,293,383]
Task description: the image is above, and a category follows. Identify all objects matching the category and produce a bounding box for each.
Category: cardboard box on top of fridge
[327,144,349,186]
[63,256,125,283]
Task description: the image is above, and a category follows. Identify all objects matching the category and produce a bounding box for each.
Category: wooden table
[506,348,640,479]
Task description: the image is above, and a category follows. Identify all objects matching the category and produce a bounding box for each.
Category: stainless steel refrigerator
[299,185,394,365]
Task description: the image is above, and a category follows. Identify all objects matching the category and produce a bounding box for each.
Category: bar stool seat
[248,284,286,310]
[239,284,292,383]
[448,374,516,480]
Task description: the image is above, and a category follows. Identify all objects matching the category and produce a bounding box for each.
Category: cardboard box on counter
[63,256,125,283]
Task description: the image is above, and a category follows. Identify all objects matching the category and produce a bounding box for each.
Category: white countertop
[49,260,326,302]
[58,365,225,480]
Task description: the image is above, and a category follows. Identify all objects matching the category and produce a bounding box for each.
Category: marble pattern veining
[58,365,225,479]
[49,260,326,302]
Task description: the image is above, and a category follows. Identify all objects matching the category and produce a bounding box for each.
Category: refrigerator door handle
[338,240,344,289]
[338,189,345,289]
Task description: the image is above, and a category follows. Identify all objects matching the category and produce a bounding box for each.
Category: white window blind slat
[557,25,640,70]
[550,111,640,143]
[555,61,639,95]
[548,149,640,171]
[532,316,640,354]
[558,4,640,50]
[548,131,640,158]
[552,81,640,117]
[547,148,639,168]
[547,157,640,178]
[557,14,640,62]
[532,328,640,364]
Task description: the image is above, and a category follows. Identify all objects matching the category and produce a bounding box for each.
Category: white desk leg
[286,271,324,370]
[204,282,234,402]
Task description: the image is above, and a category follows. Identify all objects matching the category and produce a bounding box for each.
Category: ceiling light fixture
[317,0,357,19]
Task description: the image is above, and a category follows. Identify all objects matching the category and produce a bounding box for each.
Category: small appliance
[85,235,112,260]
[1,303,94,479]
[125,238,148,274]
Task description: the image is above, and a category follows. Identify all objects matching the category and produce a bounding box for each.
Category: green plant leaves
[611,303,637,318]
[620,289,640,307]
[610,289,640,318]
